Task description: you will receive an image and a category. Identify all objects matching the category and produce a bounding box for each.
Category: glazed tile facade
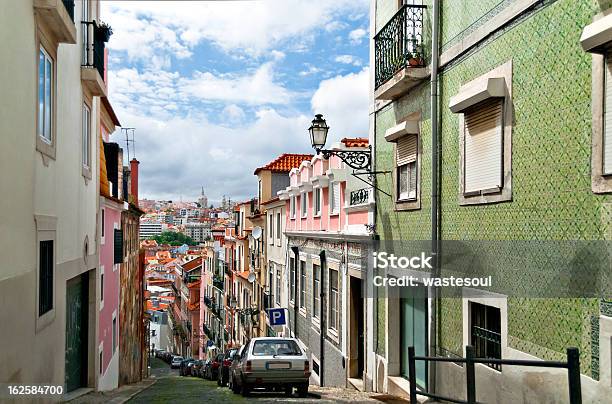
[373,0,612,399]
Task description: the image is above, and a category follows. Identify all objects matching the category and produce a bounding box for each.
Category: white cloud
[311,67,369,142]
[102,0,369,64]
[299,64,323,77]
[334,55,362,66]
[348,28,367,44]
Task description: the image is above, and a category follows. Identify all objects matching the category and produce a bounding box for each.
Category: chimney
[130,158,139,207]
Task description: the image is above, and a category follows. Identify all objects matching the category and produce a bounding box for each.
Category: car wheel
[240,380,250,397]
[297,383,308,398]
[284,386,293,396]
[231,377,240,394]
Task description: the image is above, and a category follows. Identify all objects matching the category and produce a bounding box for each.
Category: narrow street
[128,358,386,403]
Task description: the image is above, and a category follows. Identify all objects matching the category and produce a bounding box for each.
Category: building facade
[0,0,114,394]
[278,141,375,389]
[371,0,612,401]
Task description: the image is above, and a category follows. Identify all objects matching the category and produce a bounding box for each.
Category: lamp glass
[309,114,328,150]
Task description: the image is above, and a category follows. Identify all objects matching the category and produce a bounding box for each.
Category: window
[275,267,281,305]
[268,214,273,243]
[39,240,54,316]
[99,350,103,374]
[299,261,306,309]
[604,55,612,175]
[329,268,339,330]
[114,229,123,264]
[38,47,53,144]
[100,268,104,305]
[289,257,295,303]
[396,135,418,200]
[101,209,105,238]
[112,316,117,352]
[276,212,281,241]
[82,103,91,169]
[313,264,320,319]
[314,188,321,215]
[470,302,502,370]
[463,99,504,195]
[252,339,302,356]
[300,193,307,217]
[330,182,340,214]
[290,196,296,219]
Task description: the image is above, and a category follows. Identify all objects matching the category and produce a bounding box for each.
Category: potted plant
[95,21,113,42]
[409,49,424,67]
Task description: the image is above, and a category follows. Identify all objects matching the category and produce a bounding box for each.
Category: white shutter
[397,135,417,166]
[604,56,612,174]
[464,99,503,193]
[330,182,341,213]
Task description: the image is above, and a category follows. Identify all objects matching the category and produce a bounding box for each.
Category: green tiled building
[370,0,612,401]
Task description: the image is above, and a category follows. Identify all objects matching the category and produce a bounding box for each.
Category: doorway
[65,272,89,392]
[349,276,364,382]
[399,285,427,389]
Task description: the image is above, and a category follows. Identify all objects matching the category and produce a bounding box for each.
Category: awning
[449,77,506,113]
[581,13,612,53]
[384,120,420,142]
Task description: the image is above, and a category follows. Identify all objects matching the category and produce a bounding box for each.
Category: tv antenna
[121,128,136,161]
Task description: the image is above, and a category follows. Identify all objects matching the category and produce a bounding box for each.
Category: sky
[102,0,370,205]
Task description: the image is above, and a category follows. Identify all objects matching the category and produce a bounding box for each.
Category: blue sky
[102,0,370,204]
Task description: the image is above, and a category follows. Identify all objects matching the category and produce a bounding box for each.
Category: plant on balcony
[95,21,113,42]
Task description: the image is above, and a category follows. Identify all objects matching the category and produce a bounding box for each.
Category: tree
[149,231,196,246]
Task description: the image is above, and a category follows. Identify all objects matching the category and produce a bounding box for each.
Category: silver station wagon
[230,337,310,397]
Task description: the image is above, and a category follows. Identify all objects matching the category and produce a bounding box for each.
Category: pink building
[277,138,374,388]
[98,97,123,391]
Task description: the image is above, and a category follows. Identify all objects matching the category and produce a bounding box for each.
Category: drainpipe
[319,250,326,387]
[430,0,441,395]
[290,246,299,337]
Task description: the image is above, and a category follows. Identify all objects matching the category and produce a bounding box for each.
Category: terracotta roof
[341,137,369,148]
[182,257,202,272]
[254,153,313,175]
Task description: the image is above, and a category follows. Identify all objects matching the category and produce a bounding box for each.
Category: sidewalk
[66,379,156,404]
[308,385,412,403]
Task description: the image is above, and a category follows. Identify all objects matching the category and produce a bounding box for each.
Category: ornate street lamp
[308,114,372,171]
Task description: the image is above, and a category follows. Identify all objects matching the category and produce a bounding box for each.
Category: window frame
[82,101,92,178]
[35,215,57,332]
[329,182,340,215]
[35,39,57,161]
[591,52,612,193]
[312,263,320,320]
[313,187,322,216]
[299,260,306,311]
[456,61,513,205]
[276,212,281,244]
[275,266,281,305]
[289,257,295,304]
[290,196,296,219]
[328,267,339,333]
[300,193,308,218]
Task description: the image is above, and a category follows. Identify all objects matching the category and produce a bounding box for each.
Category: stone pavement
[66,378,156,403]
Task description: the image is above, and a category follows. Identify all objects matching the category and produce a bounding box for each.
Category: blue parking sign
[267,308,286,326]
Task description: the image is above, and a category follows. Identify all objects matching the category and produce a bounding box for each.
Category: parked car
[218,348,239,386]
[191,359,204,377]
[170,356,183,369]
[201,359,212,379]
[206,353,224,380]
[231,337,310,397]
[227,346,245,391]
[180,359,195,376]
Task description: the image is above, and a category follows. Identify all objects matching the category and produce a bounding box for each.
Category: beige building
[0,0,115,396]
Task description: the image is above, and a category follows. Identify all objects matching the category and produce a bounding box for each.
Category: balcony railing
[81,21,106,79]
[62,0,75,22]
[213,276,224,291]
[374,4,426,88]
[349,188,370,206]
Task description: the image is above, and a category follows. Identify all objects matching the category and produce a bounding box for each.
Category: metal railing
[62,0,75,22]
[374,4,426,88]
[407,345,582,404]
[349,188,370,205]
[213,276,224,291]
[81,21,105,79]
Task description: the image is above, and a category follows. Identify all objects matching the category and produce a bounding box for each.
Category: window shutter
[605,56,612,174]
[332,182,341,213]
[396,134,417,166]
[113,229,123,264]
[409,162,417,197]
[464,99,503,193]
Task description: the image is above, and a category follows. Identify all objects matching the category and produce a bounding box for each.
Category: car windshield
[251,340,302,356]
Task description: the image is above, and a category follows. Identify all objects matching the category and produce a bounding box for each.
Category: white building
[139,221,164,239]
[183,222,212,243]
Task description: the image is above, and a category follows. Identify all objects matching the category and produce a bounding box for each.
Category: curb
[115,379,157,404]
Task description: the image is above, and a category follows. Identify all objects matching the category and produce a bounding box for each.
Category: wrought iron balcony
[81,21,106,79]
[62,0,74,22]
[213,276,224,291]
[374,4,426,89]
[349,188,370,206]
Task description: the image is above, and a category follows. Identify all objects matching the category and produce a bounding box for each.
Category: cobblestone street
[124,358,398,404]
